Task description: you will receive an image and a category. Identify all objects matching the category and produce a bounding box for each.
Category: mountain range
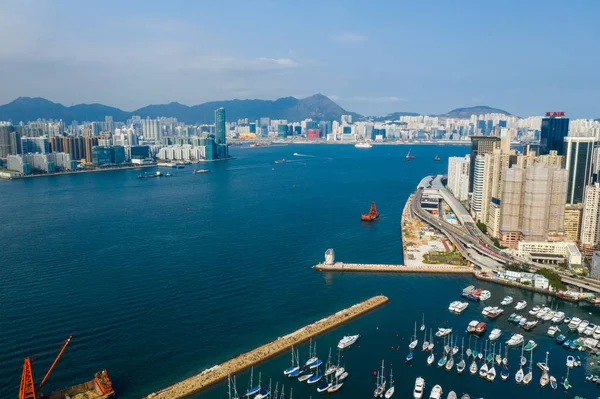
[0,95,513,125]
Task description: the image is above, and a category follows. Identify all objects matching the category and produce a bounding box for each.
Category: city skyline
[0,0,599,118]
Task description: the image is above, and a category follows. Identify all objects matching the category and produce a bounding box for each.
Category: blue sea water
[1,144,600,399]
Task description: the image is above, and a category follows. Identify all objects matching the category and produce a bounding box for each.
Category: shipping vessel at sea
[18,335,115,399]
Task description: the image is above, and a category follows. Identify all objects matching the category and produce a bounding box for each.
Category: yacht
[479,290,491,301]
[529,306,540,316]
[435,328,452,337]
[337,335,359,349]
[519,317,528,327]
[543,311,556,322]
[547,326,560,337]
[515,300,527,310]
[486,307,504,319]
[355,142,373,148]
[524,340,537,352]
[413,377,424,399]
[489,328,502,341]
[577,320,590,334]
[429,384,442,399]
[584,324,595,336]
[568,317,582,331]
[481,306,492,316]
[523,320,539,331]
[593,326,600,340]
[566,355,575,368]
[536,307,549,319]
[454,302,469,313]
[552,311,565,323]
[500,296,513,306]
[506,334,524,346]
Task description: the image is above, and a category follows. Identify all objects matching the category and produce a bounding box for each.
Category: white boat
[479,290,491,301]
[566,355,575,368]
[334,367,345,379]
[454,302,469,313]
[445,356,454,371]
[409,321,419,349]
[385,370,395,399]
[487,364,496,382]
[255,379,271,399]
[524,340,537,352]
[337,334,359,349]
[374,360,386,398]
[489,328,502,341]
[469,359,478,375]
[584,324,595,336]
[515,300,527,310]
[577,320,590,334]
[523,350,533,385]
[536,307,549,319]
[552,311,565,323]
[420,314,426,331]
[506,334,524,346]
[500,296,513,306]
[435,327,452,337]
[457,339,466,374]
[479,362,488,378]
[427,329,434,351]
[283,346,299,375]
[305,339,318,366]
[323,349,337,376]
[515,367,524,383]
[427,352,435,366]
[528,305,540,315]
[247,369,261,396]
[543,311,555,322]
[568,317,582,330]
[540,352,550,387]
[481,306,492,316]
[547,326,560,337]
[429,384,442,399]
[355,142,372,148]
[593,326,600,340]
[297,373,313,382]
[413,377,424,399]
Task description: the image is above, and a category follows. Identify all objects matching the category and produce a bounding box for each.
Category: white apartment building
[514,241,582,269]
[581,183,600,256]
[447,155,470,201]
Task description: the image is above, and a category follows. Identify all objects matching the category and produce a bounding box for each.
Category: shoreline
[314,262,472,274]
[142,296,389,399]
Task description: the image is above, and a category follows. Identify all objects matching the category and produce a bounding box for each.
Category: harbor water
[1,144,600,399]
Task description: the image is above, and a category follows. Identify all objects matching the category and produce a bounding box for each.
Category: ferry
[337,335,359,349]
[500,296,513,306]
[355,142,373,149]
[515,300,527,311]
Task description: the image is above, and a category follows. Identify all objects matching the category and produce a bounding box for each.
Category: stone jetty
[314,262,473,274]
[143,295,389,399]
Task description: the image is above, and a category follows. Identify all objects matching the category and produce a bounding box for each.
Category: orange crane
[19,335,73,399]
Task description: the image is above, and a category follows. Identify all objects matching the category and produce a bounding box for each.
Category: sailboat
[406,347,414,363]
[486,342,494,363]
[465,336,472,359]
[228,374,241,399]
[284,346,299,375]
[563,367,571,390]
[384,369,395,398]
[469,356,478,375]
[317,371,332,393]
[422,326,429,352]
[308,342,322,369]
[500,366,509,381]
[427,351,435,366]
[445,352,455,371]
[495,342,502,366]
[406,150,415,161]
[540,352,550,387]
[519,342,526,366]
[434,154,441,161]
[457,338,466,374]
[479,343,489,378]
[288,349,303,378]
[515,366,524,384]
[255,379,271,399]
[307,360,323,384]
[247,368,260,396]
[374,360,387,397]
[522,350,533,385]
[502,343,508,366]
[409,321,419,349]
[427,329,434,351]
[486,344,496,382]
[305,339,318,366]
[420,314,426,331]
[437,353,447,368]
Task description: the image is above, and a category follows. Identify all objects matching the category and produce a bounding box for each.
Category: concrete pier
[314,262,473,274]
[143,295,389,399]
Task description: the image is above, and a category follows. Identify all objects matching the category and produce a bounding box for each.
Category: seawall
[313,262,473,274]
[143,295,389,399]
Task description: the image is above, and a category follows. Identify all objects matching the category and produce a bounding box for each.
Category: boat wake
[293,153,314,157]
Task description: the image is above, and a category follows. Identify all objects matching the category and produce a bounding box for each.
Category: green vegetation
[423,251,468,266]
[504,262,530,272]
[476,221,487,234]
[522,281,530,286]
[536,268,566,291]
[491,237,506,249]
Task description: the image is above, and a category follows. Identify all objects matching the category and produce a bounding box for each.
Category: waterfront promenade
[314,262,472,274]
[143,295,389,399]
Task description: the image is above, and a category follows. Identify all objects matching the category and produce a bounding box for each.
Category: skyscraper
[447,155,470,201]
[539,113,569,155]
[500,167,525,248]
[0,126,12,158]
[581,183,600,256]
[215,107,226,145]
[471,155,486,219]
[468,136,500,192]
[564,136,596,204]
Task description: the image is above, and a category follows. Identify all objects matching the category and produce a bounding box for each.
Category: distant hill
[436,106,512,119]
[370,111,420,122]
[0,94,358,124]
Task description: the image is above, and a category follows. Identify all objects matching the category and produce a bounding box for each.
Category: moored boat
[413,376,424,399]
[384,370,395,398]
[429,384,442,399]
[506,333,524,347]
[500,296,513,306]
[524,340,537,352]
[515,300,527,310]
[475,322,487,336]
[489,328,501,341]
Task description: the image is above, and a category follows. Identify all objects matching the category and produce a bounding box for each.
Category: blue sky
[0,0,598,117]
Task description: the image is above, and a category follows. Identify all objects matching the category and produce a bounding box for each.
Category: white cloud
[331,33,366,43]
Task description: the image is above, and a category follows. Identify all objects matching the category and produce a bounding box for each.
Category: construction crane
[19,335,73,399]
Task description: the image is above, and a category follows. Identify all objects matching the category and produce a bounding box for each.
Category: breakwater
[313,262,473,274]
[143,295,389,399]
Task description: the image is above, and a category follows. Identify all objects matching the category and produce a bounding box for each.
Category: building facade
[564,136,596,204]
[447,155,470,202]
[580,183,600,256]
[540,115,569,155]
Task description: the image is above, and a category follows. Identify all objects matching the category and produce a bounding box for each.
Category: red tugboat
[361,202,380,221]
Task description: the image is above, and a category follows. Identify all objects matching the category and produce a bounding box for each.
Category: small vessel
[413,377,425,399]
[247,368,260,396]
[501,367,509,381]
[427,329,434,351]
[337,334,359,349]
[274,159,286,164]
[515,300,527,310]
[374,360,386,397]
[479,290,491,301]
[307,362,323,384]
[435,327,452,337]
[488,328,501,341]
[297,372,313,382]
[447,392,456,399]
[409,321,419,349]
[524,340,537,352]
[327,379,343,393]
[487,363,496,382]
[438,355,447,368]
[515,367,524,384]
[429,384,442,399]
[193,169,210,174]
[568,317,582,331]
[445,355,454,371]
[479,361,488,378]
[427,352,435,366]
[564,316,571,324]
[228,374,241,399]
[323,348,337,376]
[563,367,571,390]
[555,334,566,344]
[406,150,415,161]
[529,305,540,316]
[550,375,557,390]
[466,320,478,334]
[422,327,429,352]
[506,333,524,346]
[334,366,345,379]
[361,201,380,221]
[406,349,414,363]
[475,322,487,335]
[500,296,513,306]
[283,346,299,376]
[255,379,271,399]
[486,307,504,319]
[547,325,560,337]
[522,350,533,385]
[566,355,575,368]
[384,369,395,398]
[433,154,441,161]
[577,319,590,334]
[317,376,332,393]
[420,313,426,331]
[288,349,303,378]
[355,142,373,149]
[552,311,565,323]
[456,338,466,374]
[540,352,550,388]
[305,339,319,367]
[469,358,478,375]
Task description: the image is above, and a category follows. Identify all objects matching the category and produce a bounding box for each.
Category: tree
[476,221,487,234]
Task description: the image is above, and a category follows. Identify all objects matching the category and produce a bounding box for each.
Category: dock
[314,262,473,274]
[143,295,389,399]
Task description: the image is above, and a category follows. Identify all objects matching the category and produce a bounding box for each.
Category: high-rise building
[580,183,600,256]
[564,203,583,243]
[564,136,596,204]
[10,131,21,154]
[447,155,470,201]
[471,155,486,219]
[21,136,49,154]
[215,107,226,145]
[500,167,525,248]
[468,136,500,192]
[540,113,569,155]
[0,126,12,158]
[592,251,600,280]
[142,119,161,142]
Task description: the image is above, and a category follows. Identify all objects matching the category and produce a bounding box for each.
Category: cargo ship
[19,335,115,399]
[361,202,379,221]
